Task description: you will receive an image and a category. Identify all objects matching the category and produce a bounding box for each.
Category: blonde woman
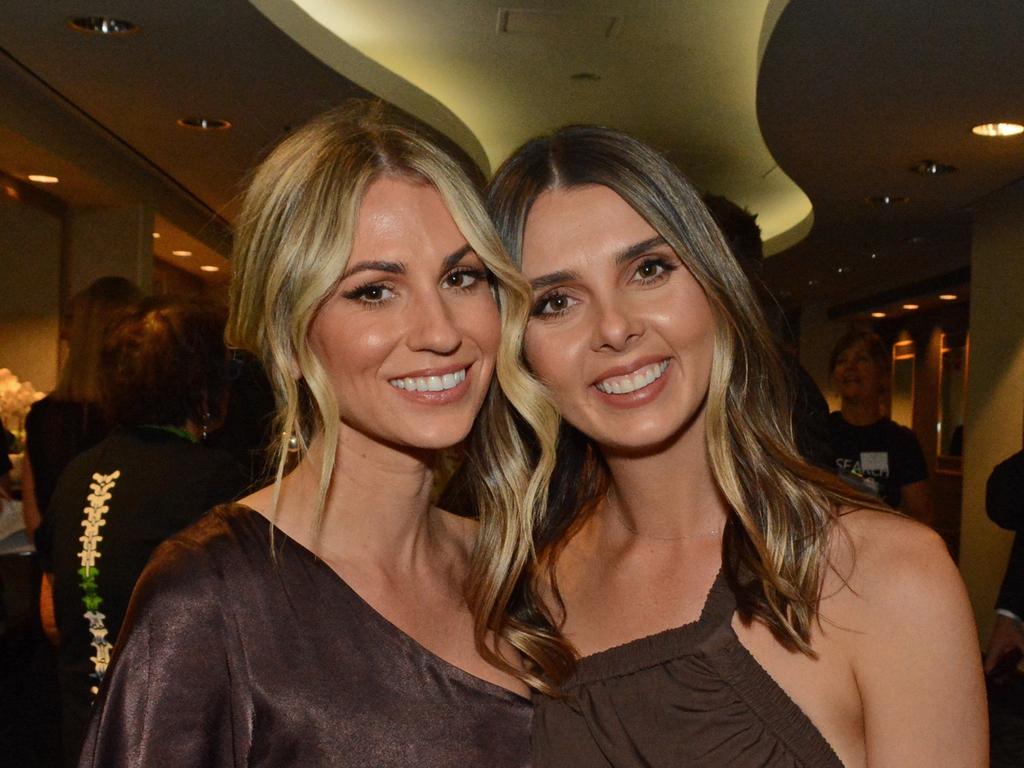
[79,102,535,767]
[481,126,986,766]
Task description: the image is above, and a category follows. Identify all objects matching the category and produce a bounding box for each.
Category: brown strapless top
[532,570,844,767]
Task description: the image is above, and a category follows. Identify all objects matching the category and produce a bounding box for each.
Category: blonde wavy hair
[484,125,885,687]
[227,101,564,689]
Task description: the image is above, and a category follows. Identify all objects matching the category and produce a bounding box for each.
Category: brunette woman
[482,126,986,766]
[79,102,535,767]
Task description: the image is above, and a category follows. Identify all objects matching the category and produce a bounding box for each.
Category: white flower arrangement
[0,368,46,453]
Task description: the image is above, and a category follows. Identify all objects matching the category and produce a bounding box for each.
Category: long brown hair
[484,125,884,685]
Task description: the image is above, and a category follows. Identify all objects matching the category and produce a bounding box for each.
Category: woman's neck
[272,428,443,569]
[600,410,728,540]
[840,398,883,426]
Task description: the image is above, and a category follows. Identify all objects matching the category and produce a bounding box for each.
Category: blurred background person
[827,330,933,524]
[46,296,245,767]
[22,277,142,560]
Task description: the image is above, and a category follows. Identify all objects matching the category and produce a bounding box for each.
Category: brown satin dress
[79,504,531,767]
[532,569,844,767]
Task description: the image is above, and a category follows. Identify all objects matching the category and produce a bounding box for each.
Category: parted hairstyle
[226,100,562,689]
[100,295,229,429]
[483,125,885,686]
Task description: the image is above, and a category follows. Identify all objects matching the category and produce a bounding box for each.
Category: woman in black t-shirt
[827,331,932,522]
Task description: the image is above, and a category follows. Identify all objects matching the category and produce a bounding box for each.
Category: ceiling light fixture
[200,265,220,272]
[971,122,1024,137]
[171,250,192,257]
[152,232,160,239]
[902,303,920,310]
[570,72,602,81]
[871,312,886,318]
[67,16,138,35]
[836,266,848,274]
[867,194,909,206]
[176,117,232,131]
[27,174,59,183]
[939,293,958,301]
[911,160,956,176]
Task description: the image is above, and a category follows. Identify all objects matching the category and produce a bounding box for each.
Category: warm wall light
[200,265,220,272]
[939,293,958,301]
[171,250,192,257]
[972,122,1024,137]
[902,303,920,310]
[871,311,886,318]
[152,232,160,239]
[28,174,59,183]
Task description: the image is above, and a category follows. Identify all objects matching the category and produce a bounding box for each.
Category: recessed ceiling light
[867,194,909,206]
[176,117,232,131]
[939,293,958,301]
[902,303,920,310]
[67,16,138,35]
[972,122,1024,137]
[836,266,848,274]
[152,232,160,239]
[911,160,956,176]
[172,250,192,257]
[807,279,818,287]
[570,72,602,81]
[871,311,886,318]
[27,174,59,183]
[200,265,220,272]
[869,252,878,259]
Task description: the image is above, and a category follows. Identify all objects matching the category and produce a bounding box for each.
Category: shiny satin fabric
[78,504,531,767]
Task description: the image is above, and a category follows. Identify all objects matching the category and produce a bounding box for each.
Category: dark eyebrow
[340,260,405,280]
[527,236,668,291]
[529,269,579,291]
[441,244,474,273]
[614,236,670,266]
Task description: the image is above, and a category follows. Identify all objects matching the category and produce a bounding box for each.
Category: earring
[201,412,210,441]
[287,432,299,452]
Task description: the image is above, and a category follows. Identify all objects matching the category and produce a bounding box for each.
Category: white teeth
[595,360,669,395]
[389,368,466,393]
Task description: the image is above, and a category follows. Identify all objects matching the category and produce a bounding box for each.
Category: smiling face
[520,184,716,453]
[831,339,886,406]
[309,175,500,452]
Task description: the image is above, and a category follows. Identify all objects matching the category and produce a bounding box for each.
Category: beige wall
[960,180,1024,641]
[67,206,154,295]
[0,195,61,392]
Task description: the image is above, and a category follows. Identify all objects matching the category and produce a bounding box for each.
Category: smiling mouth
[388,368,467,393]
[595,360,669,395]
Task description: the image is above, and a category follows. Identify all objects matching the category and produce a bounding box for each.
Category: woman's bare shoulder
[823,507,967,634]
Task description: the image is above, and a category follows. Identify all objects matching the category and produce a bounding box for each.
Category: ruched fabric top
[532,570,844,768]
[79,503,531,767]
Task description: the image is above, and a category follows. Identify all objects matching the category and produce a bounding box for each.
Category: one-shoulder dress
[532,569,844,767]
[79,503,531,767]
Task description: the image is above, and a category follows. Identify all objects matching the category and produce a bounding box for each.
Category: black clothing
[533,569,842,767]
[26,398,107,567]
[827,413,928,508]
[786,357,834,470]
[80,503,532,768]
[0,415,12,474]
[49,427,244,766]
[987,451,1024,617]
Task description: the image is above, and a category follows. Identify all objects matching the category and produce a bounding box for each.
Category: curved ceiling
[251,0,811,254]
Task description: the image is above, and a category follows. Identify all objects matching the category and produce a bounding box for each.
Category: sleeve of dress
[78,536,251,767]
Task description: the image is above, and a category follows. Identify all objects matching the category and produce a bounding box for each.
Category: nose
[591,294,643,352]
[407,289,462,355]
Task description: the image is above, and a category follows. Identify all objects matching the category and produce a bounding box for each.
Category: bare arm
[852,520,986,766]
[899,480,934,527]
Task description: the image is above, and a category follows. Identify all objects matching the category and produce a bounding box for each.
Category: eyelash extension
[530,291,573,319]
[341,281,394,305]
[633,255,679,284]
[444,266,489,290]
